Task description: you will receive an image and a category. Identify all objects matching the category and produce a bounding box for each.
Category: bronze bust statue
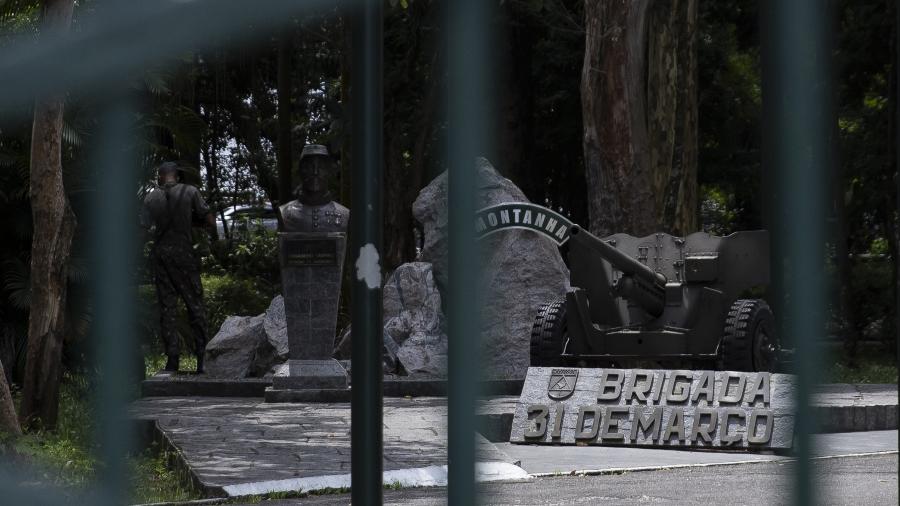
[279,144,349,233]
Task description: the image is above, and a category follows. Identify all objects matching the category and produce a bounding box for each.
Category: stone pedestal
[266,232,349,402]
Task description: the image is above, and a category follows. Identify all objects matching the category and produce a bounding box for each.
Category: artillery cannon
[530,223,780,372]
[472,202,782,371]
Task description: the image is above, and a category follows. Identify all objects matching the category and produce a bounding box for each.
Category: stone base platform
[129,396,522,498]
[264,387,351,403]
[142,372,524,399]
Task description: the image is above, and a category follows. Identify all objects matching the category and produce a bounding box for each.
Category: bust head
[296,144,335,206]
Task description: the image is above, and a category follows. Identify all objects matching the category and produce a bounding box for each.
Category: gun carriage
[531,224,781,371]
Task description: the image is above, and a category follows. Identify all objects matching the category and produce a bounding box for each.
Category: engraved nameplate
[280,237,338,267]
[510,367,796,450]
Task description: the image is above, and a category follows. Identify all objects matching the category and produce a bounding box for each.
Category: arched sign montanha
[475,202,573,245]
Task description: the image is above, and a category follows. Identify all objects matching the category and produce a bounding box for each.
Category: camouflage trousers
[152,243,208,357]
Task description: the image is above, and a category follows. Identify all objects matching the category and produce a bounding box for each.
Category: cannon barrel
[569,225,667,317]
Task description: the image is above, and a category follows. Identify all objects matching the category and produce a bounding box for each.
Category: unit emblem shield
[547,368,578,400]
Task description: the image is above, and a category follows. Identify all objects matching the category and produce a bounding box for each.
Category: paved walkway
[129,384,896,499]
[273,453,898,506]
[129,397,519,496]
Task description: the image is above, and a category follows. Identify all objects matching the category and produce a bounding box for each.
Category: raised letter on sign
[597,370,624,401]
[689,408,719,444]
[719,373,747,404]
[719,408,745,445]
[691,371,715,405]
[575,405,601,441]
[747,409,774,444]
[663,407,686,442]
[626,370,653,402]
[525,404,549,438]
[600,407,629,442]
[746,372,771,406]
[665,372,692,403]
[630,406,663,443]
[551,404,565,439]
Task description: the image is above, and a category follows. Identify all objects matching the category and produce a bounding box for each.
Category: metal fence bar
[0,0,332,106]
[90,98,138,506]
[766,1,831,504]
[447,0,490,504]
[350,0,384,504]
[896,0,900,426]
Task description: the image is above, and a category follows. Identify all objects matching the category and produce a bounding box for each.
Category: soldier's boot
[164,354,180,372]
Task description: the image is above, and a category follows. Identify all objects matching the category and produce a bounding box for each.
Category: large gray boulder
[383,262,447,377]
[412,158,569,379]
[334,262,448,377]
[204,296,289,378]
[204,315,268,378]
[396,331,447,377]
[263,295,289,360]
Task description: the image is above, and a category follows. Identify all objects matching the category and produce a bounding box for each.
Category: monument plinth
[265,145,350,403]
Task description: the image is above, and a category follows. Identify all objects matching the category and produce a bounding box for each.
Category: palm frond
[61,121,83,147]
[66,256,90,285]
[2,257,30,311]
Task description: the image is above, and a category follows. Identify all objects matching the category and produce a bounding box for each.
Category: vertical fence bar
[90,98,138,506]
[894,13,900,492]
[766,1,831,505]
[350,0,384,504]
[447,1,488,504]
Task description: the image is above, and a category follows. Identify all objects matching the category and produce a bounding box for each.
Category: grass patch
[130,443,201,503]
[145,354,199,377]
[8,372,201,503]
[825,346,897,384]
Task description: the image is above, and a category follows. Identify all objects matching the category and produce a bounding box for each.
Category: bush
[203,274,276,332]
[137,273,277,356]
[848,257,895,342]
[204,227,280,286]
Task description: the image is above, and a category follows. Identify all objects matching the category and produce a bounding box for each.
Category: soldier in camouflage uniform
[142,162,215,373]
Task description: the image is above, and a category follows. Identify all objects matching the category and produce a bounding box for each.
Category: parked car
[216,204,278,239]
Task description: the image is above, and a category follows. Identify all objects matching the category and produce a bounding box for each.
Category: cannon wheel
[720,299,777,372]
[530,299,567,367]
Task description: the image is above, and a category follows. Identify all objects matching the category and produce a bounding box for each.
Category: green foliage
[697,0,763,231]
[699,185,740,235]
[206,228,280,285]
[144,354,198,377]
[8,372,201,502]
[847,258,895,341]
[203,274,276,334]
[138,272,275,356]
[130,444,201,503]
[13,375,96,491]
[826,346,898,384]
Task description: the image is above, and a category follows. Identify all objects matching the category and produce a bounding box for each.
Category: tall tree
[0,359,20,436]
[277,25,294,205]
[19,0,76,430]
[581,0,698,237]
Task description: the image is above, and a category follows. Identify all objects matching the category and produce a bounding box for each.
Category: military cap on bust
[299,144,330,161]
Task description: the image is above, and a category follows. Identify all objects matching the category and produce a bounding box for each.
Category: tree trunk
[0,359,21,436]
[277,24,294,205]
[581,0,698,237]
[20,0,76,430]
[496,4,538,202]
[647,0,698,235]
